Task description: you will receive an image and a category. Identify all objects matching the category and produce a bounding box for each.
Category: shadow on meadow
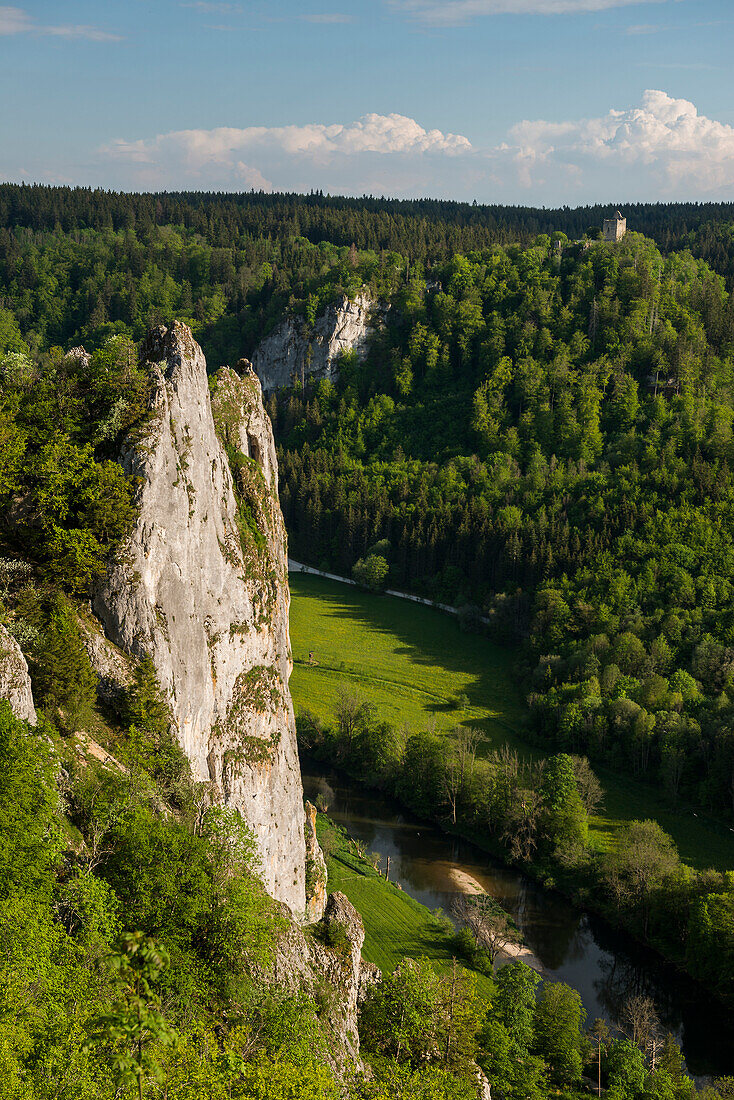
[289,572,526,740]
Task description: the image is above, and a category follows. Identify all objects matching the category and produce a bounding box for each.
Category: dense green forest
[275,232,734,824]
[1,321,716,1100]
[4,185,734,1095]
[2,183,734,371]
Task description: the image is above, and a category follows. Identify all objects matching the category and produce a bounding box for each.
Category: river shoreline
[446,867,547,973]
[302,755,734,1077]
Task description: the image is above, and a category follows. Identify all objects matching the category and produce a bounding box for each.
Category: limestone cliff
[0,624,37,724]
[93,322,316,917]
[272,890,380,1071]
[304,800,328,923]
[252,292,377,394]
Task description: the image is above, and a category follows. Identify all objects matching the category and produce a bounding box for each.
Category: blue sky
[1,0,733,203]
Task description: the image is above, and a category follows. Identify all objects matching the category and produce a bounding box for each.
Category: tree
[604,821,682,936]
[620,994,661,1058]
[86,932,178,1100]
[533,980,586,1086]
[124,657,170,734]
[359,957,481,1073]
[479,964,545,1100]
[352,553,389,591]
[452,894,520,969]
[588,1017,612,1097]
[607,1038,646,1100]
[0,701,59,899]
[334,688,375,761]
[539,752,588,854]
[29,593,98,733]
[570,755,604,814]
[491,961,541,1049]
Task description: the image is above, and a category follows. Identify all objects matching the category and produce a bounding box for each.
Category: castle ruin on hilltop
[603,210,627,242]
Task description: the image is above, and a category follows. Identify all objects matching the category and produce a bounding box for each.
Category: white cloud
[505,90,734,194]
[235,163,273,191]
[103,113,471,169]
[392,0,669,26]
[0,4,120,40]
[94,92,734,202]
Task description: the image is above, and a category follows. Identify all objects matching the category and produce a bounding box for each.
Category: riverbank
[446,868,546,974]
[304,760,734,1078]
[315,812,494,993]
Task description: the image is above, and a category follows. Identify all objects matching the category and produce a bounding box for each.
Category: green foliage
[352,554,389,591]
[491,961,541,1049]
[275,232,734,838]
[85,932,178,1099]
[360,957,482,1073]
[607,1038,647,1100]
[356,1061,477,1099]
[118,657,191,796]
[540,753,589,855]
[0,702,59,900]
[533,980,586,1085]
[19,591,98,732]
[478,963,546,1100]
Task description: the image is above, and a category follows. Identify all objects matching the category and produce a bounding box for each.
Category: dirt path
[446,867,546,975]
[288,559,489,623]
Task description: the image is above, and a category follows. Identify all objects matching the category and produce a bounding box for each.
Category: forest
[4,186,734,1096]
[0,327,717,1100]
[273,232,734,825]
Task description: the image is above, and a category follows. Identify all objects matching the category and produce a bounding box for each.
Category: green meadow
[290,572,734,874]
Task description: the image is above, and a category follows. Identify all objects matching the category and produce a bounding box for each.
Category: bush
[352,555,389,591]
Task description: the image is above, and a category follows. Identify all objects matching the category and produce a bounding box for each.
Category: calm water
[302,763,734,1078]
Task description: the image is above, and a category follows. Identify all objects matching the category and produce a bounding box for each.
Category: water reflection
[303,763,734,1077]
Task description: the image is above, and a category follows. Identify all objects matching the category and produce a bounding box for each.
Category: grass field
[290,572,526,742]
[290,572,734,874]
[316,815,492,995]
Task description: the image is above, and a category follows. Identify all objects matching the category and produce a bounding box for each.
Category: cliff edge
[93,322,315,917]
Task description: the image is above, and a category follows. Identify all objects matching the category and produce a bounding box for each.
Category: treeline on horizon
[3,181,734,276]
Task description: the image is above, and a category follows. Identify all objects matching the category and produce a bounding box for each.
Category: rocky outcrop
[93,322,316,917]
[304,800,328,923]
[0,624,37,724]
[252,292,377,394]
[272,891,380,1071]
[76,610,134,705]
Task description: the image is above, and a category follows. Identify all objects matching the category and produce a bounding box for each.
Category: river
[302,762,734,1079]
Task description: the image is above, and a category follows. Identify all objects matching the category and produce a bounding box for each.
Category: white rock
[93,322,311,916]
[252,293,376,394]
[0,624,37,724]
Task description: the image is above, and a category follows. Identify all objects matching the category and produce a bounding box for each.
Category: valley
[290,572,734,873]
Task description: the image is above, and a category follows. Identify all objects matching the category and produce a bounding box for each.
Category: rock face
[76,610,134,705]
[273,890,380,1070]
[304,800,328,923]
[0,624,37,724]
[252,293,376,394]
[93,322,315,917]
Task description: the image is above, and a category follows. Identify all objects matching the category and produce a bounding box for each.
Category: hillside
[2,188,734,1096]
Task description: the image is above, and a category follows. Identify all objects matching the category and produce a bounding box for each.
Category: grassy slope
[316,816,492,996]
[290,573,734,873]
